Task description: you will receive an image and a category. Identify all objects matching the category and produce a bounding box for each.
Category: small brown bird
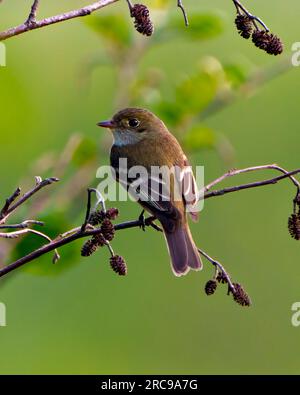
[98,108,202,276]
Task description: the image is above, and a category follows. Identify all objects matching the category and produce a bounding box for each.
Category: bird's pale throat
[112,129,144,146]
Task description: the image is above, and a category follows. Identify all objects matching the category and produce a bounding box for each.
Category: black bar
[0,375,298,392]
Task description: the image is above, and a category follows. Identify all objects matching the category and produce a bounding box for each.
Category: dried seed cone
[205,280,217,296]
[81,239,98,257]
[232,283,251,307]
[235,14,253,39]
[81,232,106,257]
[252,30,283,55]
[265,34,283,55]
[288,213,300,240]
[252,30,270,50]
[131,4,154,36]
[101,219,115,241]
[89,210,105,226]
[110,255,127,275]
[91,233,106,247]
[106,207,119,220]
[216,271,228,284]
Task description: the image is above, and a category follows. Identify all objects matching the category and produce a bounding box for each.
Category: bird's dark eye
[128,118,140,128]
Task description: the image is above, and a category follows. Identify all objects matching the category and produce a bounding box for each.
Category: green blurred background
[0,0,300,374]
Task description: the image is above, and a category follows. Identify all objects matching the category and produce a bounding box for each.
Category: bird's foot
[138,211,163,232]
[138,210,146,231]
[148,220,163,232]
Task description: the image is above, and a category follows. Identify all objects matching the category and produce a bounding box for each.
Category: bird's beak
[97,120,116,129]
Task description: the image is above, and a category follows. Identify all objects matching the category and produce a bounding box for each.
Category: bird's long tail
[163,223,202,277]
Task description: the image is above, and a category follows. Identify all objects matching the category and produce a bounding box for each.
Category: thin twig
[0,187,21,219]
[0,227,60,261]
[0,0,119,41]
[81,188,94,232]
[26,0,40,25]
[198,248,235,292]
[177,0,189,26]
[91,188,106,213]
[0,177,59,224]
[203,164,300,195]
[232,0,269,31]
[27,229,60,263]
[1,228,48,242]
[126,0,133,12]
[0,231,19,239]
[204,168,300,200]
[0,220,44,229]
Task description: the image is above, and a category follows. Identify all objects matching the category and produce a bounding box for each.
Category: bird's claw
[138,210,146,231]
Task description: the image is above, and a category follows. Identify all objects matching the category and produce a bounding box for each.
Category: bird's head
[97,108,166,146]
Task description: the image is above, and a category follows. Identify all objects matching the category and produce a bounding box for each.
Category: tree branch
[26,0,40,26]
[204,168,300,201]
[0,187,21,219]
[0,177,59,224]
[0,165,300,281]
[0,0,119,41]
[204,164,299,192]
[198,248,235,292]
[0,215,156,278]
[0,220,44,230]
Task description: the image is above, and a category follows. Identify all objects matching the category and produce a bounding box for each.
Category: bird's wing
[178,157,199,222]
[110,145,198,218]
[114,166,172,214]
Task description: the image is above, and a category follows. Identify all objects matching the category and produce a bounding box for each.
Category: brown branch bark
[0,177,59,224]
[0,220,44,230]
[0,0,119,41]
[26,0,40,25]
[204,168,300,200]
[0,216,155,278]
[0,166,300,280]
[0,188,21,219]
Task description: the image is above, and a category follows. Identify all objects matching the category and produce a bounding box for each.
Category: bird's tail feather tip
[185,226,203,271]
[172,265,190,277]
[172,258,202,277]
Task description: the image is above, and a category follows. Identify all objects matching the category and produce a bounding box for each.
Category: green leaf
[170,12,223,40]
[85,14,133,48]
[154,101,186,127]
[71,137,98,167]
[12,210,78,276]
[224,63,249,88]
[182,125,216,151]
[175,71,218,114]
[175,56,230,115]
